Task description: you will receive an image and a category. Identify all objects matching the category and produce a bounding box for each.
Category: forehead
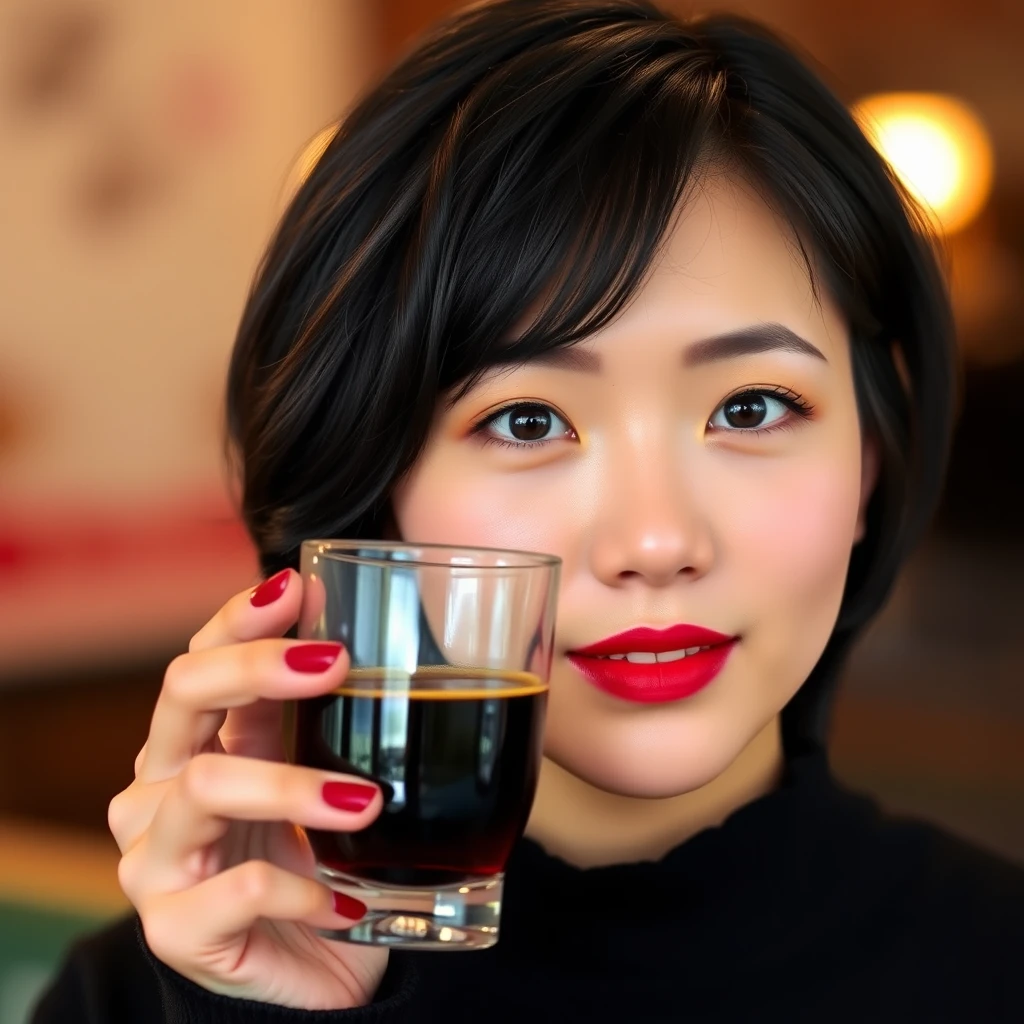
[601,174,849,361]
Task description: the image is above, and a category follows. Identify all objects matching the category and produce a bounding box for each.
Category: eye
[707,387,812,434]
[473,402,576,449]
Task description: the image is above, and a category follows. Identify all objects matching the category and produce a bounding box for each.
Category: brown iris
[722,393,768,429]
[507,404,553,441]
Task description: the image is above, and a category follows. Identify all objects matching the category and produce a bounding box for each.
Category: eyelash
[471,386,815,450]
[708,385,815,437]
[471,402,576,451]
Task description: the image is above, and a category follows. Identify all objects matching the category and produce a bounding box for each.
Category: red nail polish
[322,780,377,812]
[284,642,342,673]
[332,891,367,920]
[250,569,290,607]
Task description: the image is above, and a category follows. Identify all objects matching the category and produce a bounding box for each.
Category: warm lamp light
[851,92,994,234]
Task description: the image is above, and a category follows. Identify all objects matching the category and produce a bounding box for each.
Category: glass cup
[284,539,560,950]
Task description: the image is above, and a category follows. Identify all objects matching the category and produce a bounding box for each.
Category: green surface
[0,900,115,1024]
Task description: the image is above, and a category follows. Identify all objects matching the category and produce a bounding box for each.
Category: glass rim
[302,538,561,570]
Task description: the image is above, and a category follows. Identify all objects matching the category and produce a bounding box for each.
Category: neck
[524,716,784,868]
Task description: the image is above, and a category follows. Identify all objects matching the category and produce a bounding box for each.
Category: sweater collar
[500,747,884,979]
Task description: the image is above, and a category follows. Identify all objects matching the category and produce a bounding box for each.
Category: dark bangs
[226,1,955,747]
[228,2,728,548]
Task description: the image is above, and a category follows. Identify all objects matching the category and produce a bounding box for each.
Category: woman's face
[391,177,875,798]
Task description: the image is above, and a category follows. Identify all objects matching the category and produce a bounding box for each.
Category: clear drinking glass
[284,539,560,950]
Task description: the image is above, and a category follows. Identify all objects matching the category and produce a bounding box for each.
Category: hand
[107,570,388,1010]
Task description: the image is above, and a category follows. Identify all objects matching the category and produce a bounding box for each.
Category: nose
[586,436,715,588]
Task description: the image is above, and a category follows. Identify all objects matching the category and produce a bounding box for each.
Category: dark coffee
[290,668,548,887]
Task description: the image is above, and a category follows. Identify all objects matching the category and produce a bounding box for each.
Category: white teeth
[591,646,712,661]
[656,648,689,663]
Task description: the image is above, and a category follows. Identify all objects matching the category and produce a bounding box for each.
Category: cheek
[732,465,859,582]
[391,455,566,672]
[392,455,576,558]
[721,451,861,680]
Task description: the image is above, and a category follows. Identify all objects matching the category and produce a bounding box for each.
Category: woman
[33,1,1023,1021]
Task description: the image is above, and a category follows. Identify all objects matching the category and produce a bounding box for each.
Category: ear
[854,433,881,544]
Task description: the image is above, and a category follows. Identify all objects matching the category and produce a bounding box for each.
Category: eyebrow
[521,322,827,374]
[683,323,828,367]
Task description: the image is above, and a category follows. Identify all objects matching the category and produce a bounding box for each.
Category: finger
[219,699,286,761]
[138,639,348,783]
[108,777,173,856]
[139,859,361,979]
[188,569,303,654]
[141,754,381,888]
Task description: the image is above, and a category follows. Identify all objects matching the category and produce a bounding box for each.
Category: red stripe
[0,502,256,581]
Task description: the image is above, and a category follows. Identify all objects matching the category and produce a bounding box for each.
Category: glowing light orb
[852,92,994,234]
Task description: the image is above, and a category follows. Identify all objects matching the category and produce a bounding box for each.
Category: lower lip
[567,641,738,704]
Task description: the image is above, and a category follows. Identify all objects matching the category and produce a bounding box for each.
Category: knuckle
[116,848,143,903]
[179,752,221,803]
[234,860,275,905]
[107,789,131,844]
[139,906,178,963]
[263,764,292,805]
[236,637,268,680]
[162,653,193,702]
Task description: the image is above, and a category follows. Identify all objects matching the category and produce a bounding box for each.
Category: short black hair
[226,0,956,750]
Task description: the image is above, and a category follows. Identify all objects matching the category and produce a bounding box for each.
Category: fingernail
[250,569,290,607]
[284,642,342,673]
[332,891,367,920]
[322,780,377,812]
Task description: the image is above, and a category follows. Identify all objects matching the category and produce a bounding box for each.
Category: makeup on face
[568,624,739,703]
[393,177,868,802]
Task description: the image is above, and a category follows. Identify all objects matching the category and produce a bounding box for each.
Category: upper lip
[570,624,737,657]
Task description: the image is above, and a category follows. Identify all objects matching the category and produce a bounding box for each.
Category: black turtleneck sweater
[30,749,1024,1022]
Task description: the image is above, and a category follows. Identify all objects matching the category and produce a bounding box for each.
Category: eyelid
[720,384,811,408]
[706,384,815,435]
[470,399,574,432]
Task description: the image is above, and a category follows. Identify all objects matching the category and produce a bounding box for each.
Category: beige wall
[0,0,375,676]
[0,0,373,510]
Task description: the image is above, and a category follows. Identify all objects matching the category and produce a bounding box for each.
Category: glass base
[314,866,503,950]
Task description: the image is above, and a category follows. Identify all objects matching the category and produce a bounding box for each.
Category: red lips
[571,624,734,657]
[568,624,738,704]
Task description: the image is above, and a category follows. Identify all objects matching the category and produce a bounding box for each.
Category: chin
[546,714,755,800]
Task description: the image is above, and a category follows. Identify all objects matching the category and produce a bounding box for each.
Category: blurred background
[1,0,1021,1019]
